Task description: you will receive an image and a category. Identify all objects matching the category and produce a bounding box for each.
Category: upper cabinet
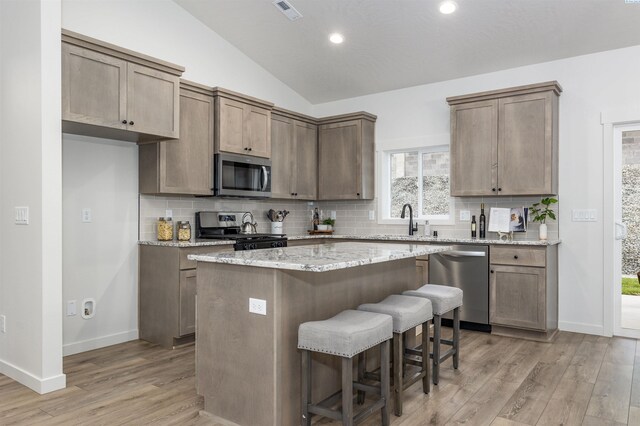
[213,88,273,159]
[61,29,183,142]
[447,81,561,197]
[271,108,318,200]
[318,113,377,200]
[139,80,214,196]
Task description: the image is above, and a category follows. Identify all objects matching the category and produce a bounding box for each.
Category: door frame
[602,107,640,338]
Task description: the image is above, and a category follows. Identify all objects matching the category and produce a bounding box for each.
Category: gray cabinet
[271,109,318,200]
[62,30,183,142]
[447,81,561,197]
[318,112,376,200]
[416,256,429,287]
[489,245,558,341]
[139,80,214,195]
[214,88,273,159]
[139,244,231,348]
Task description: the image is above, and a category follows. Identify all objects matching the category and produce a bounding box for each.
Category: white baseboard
[559,321,605,336]
[0,359,66,394]
[63,329,139,356]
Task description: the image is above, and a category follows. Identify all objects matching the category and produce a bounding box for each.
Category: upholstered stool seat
[298,310,393,426]
[358,295,433,416]
[403,284,463,385]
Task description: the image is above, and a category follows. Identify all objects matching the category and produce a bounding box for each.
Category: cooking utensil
[267,209,276,222]
[240,212,258,234]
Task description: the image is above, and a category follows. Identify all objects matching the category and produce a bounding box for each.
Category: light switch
[15,207,29,225]
[460,210,470,221]
[82,208,92,223]
[572,209,597,222]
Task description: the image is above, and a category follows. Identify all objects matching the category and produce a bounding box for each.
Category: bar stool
[357,295,433,416]
[298,310,393,426]
[403,285,463,385]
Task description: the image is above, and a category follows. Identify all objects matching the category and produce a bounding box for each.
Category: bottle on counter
[157,217,174,241]
[177,221,191,241]
[479,203,486,239]
[423,220,431,236]
[313,207,320,230]
[471,215,477,238]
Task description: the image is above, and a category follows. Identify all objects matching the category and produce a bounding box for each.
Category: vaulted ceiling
[175,0,640,104]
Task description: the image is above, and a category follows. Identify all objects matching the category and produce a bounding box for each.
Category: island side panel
[276,258,418,425]
[196,262,278,426]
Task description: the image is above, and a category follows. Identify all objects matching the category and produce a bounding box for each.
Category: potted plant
[319,218,335,231]
[529,197,558,240]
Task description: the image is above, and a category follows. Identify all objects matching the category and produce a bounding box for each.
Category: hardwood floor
[0,330,638,425]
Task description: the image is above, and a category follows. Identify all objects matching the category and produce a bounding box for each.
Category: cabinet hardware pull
[498,187,502,191]
[129,121,134,125]
[248,147,252,151]
[122,120,127,124]
[357,193,360,196]
[244,147,248,150]
[492,188,496,192]
[514,255,518,259]
[491,270,494,273]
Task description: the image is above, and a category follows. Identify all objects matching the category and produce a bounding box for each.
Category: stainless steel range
[195,211,287,251]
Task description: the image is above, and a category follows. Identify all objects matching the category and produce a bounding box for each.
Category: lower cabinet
[139,244,231,348]
[415,256,429,287]
[489,245,558,341]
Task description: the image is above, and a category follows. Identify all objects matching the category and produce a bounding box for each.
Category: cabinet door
[450,100,498,196]
[127,63,180,139]
[179,269,197,336]
[217,98,246,154]
[294,120,318,200]
[318,120,361,200]
[244,105,271,158]
[490,265,546,330]
[270,115,295,199]
[62,43,127,129]
[498,92,554,195]
[158,89,214,195]
[416,259,429,287]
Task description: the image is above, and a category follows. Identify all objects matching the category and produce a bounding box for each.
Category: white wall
[0,0,65,393]
[61,0,313,115]
[312,46,640,335]
[62,136,138,355]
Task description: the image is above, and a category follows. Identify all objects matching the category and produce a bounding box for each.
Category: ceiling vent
[273,0,303,21]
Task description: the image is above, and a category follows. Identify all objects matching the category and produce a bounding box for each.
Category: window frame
[378,145,455,226]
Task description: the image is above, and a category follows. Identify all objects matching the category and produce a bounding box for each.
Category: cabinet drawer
[490,246,545,267]
[179,246,232,270]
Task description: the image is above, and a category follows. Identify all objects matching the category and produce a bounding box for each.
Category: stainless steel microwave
[214,153,271,198]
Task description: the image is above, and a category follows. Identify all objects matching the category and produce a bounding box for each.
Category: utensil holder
[271,222,283,235]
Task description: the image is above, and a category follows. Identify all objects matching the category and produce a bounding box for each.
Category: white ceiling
[174,0,640,104]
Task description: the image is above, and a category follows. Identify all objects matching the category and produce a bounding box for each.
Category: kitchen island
[189,242,451,426]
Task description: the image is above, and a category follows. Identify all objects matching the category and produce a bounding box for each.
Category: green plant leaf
[548,211,556,220]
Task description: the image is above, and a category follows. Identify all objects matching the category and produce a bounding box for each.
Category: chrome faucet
[400,203,418,236]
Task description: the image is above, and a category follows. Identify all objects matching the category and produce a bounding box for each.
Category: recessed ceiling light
[329,33,344,44]
[439,0,457,14]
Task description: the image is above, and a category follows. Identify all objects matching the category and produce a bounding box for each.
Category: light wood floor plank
[0,330,637,425]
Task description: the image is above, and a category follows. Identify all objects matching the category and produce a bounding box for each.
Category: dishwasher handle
[440,250,486,258]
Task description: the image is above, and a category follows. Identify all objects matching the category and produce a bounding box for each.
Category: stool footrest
[354,398,386,424]
[405,358,423,367]
[314,389,342,410]
[434,348,456,364]
[308,403,342,421]
[402,370,426,390]
[405,347,422,357]
[353,382,381,395]
[440,338,454,346]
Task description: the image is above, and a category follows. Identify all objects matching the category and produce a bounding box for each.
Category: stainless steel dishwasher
[429,244,490,331]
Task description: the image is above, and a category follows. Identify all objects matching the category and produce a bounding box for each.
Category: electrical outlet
[331,210,337,220]
[82,208,92,223]
[0,315,5,333]
[67,300,77,316]
[368,210,375,220]
[165,209,173,218]
[460,210,471,221]
[249,298,267,315]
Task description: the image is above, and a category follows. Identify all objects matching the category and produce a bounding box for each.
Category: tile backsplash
[139,195,558,241]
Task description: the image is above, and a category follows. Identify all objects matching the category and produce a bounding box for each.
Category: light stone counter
[188,242,451,272]
[287,234,561,246]
[137,239,234,248]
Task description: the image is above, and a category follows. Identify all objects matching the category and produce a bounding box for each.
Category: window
[381,146,453,224]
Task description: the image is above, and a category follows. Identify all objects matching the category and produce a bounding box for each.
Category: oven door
[214,153,271,198]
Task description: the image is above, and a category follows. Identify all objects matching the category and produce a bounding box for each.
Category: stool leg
[453,307,460,369]
[301,350,311,426]
[422,319,430,394]
[380,339,390,426]
[342,356,354,426]
[393,332,403,416]
[357,352,365,404]
[433,314,441,385]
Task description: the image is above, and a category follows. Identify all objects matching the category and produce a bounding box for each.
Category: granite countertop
[287,234,561,246]
[188,242,452,272]
[138,234,560,247]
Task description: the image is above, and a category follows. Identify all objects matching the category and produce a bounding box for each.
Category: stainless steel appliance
[214,153,271,198]
[195,211,287,251]
[429,244,489,330]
